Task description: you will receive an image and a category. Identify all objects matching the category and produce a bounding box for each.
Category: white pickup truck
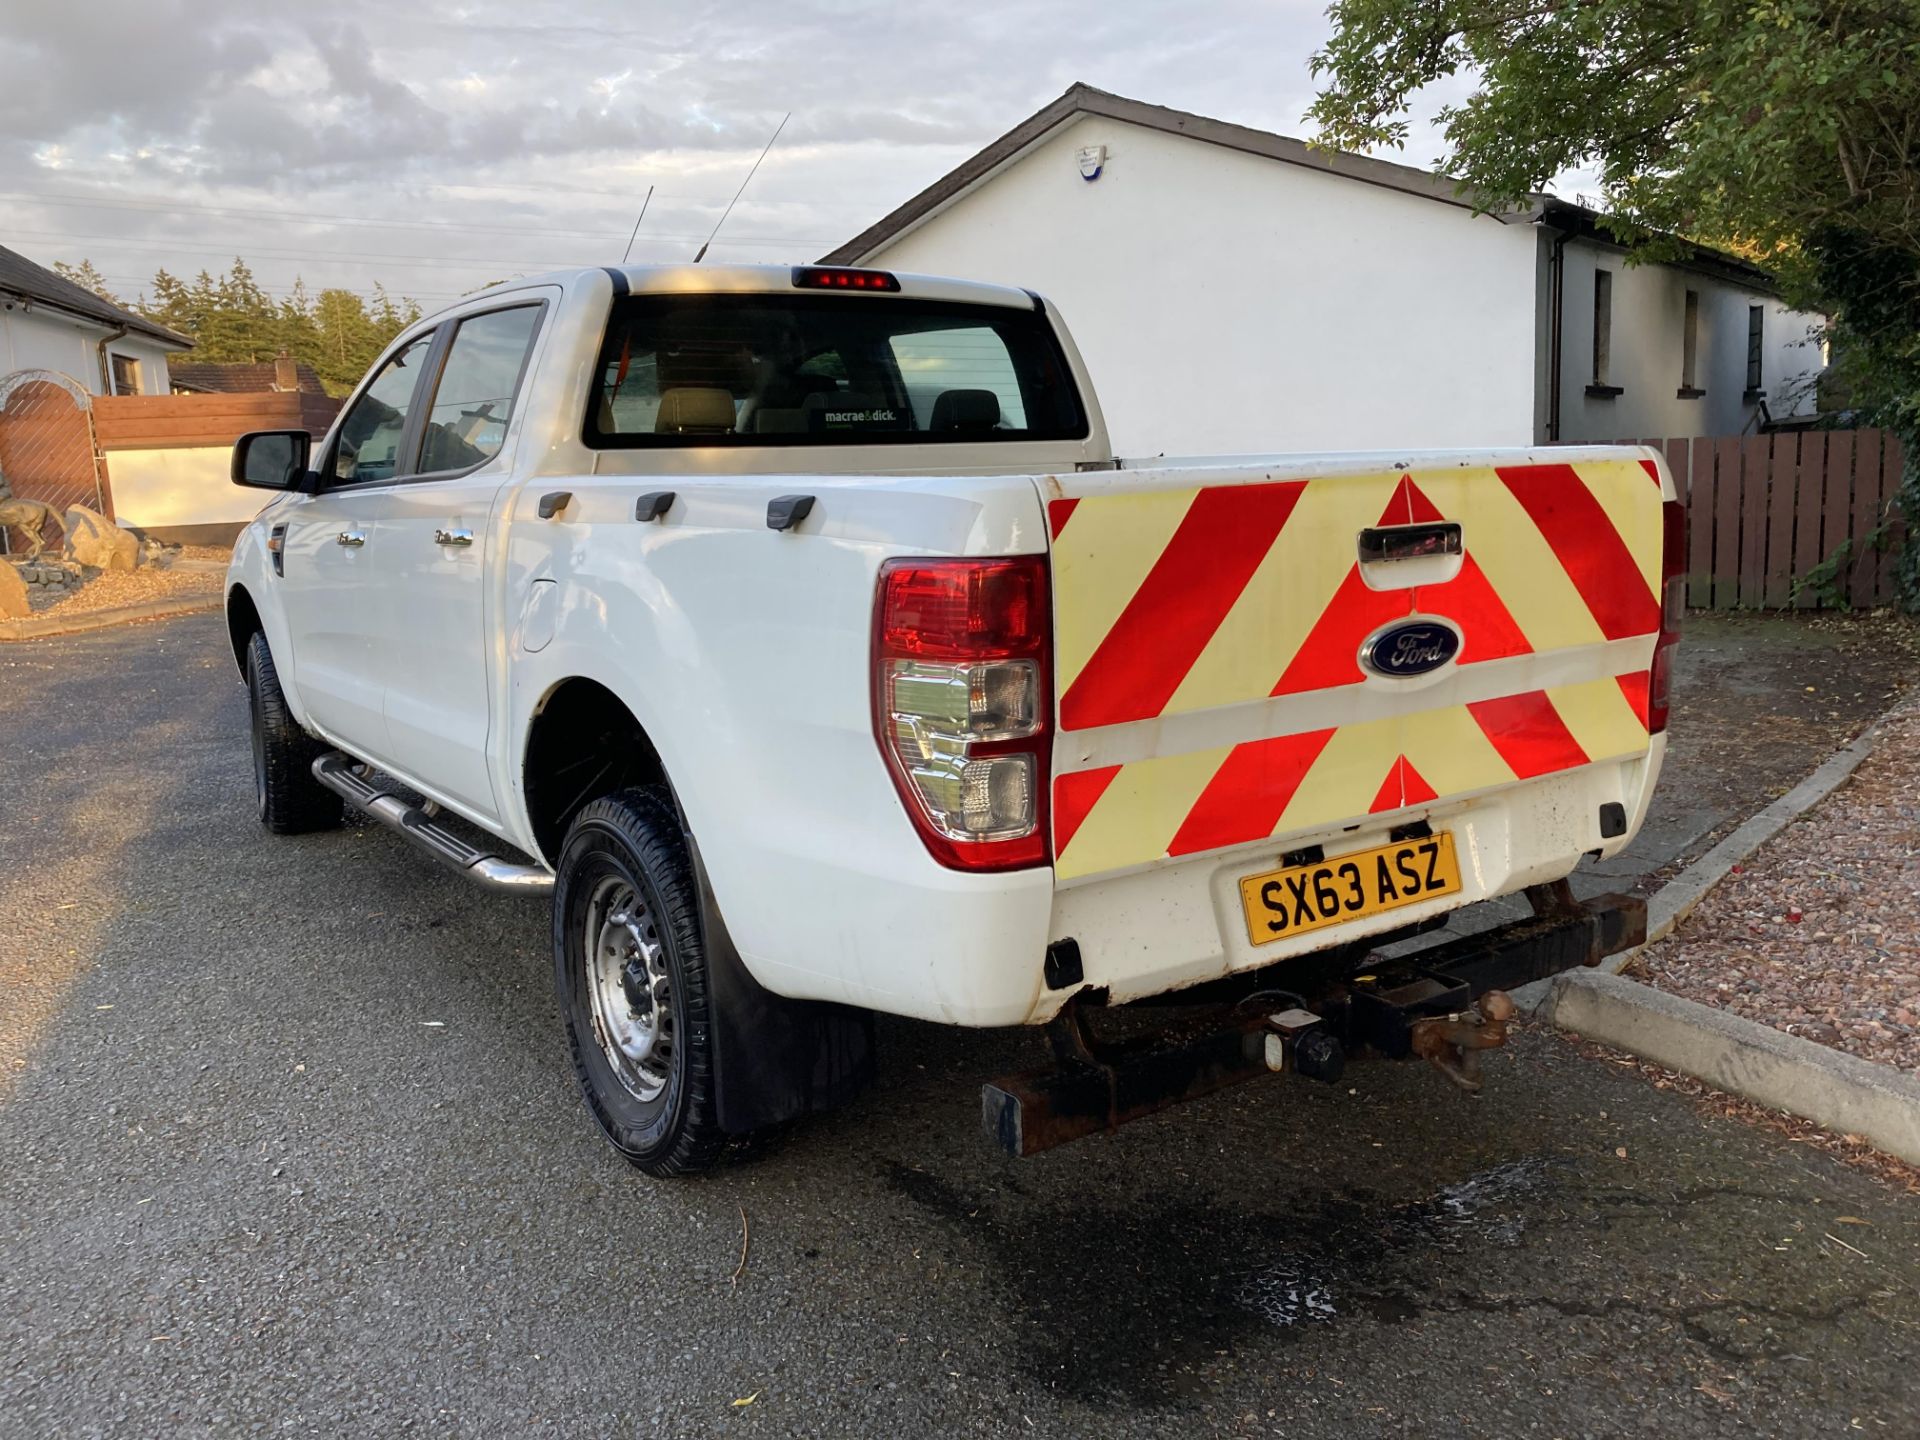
[226,263,1679,1174]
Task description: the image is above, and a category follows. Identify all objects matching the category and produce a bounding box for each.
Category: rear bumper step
[983,890,1645,1157]
[311,752,553,896]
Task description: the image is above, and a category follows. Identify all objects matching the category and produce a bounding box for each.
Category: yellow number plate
[1239,833,1462,947]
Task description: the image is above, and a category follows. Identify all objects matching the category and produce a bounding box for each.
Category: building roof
[819,83,1784,296]
[1532,195,1780,296]
[820,83,1528,265]
[0,244,193,349]
[169,356,327,395]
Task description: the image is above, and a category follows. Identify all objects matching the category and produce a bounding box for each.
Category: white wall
[0,300,175,394]
[107,446,265,531]
[1554,239,1825,443]
[861,115,1543,457]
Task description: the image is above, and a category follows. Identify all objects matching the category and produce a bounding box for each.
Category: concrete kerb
[0,594,223,643]
[1516,716,1920,1165]
[1537,969,1920,1165]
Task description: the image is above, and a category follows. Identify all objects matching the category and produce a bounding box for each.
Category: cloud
[0,0,1435,306]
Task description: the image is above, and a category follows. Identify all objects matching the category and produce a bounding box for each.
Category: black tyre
[553,787,727,1177]
[245,631,342,835]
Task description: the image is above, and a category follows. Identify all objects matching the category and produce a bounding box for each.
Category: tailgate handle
[1359,522,1461,564]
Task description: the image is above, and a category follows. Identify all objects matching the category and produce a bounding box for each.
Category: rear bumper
[984,888,1646,1156]
[1041,742,1662,1021]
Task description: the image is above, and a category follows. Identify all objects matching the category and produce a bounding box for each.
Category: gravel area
[1635,691,1920,1074]
[26,549,228,618]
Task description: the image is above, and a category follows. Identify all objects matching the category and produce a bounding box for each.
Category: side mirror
[232,430,312,491]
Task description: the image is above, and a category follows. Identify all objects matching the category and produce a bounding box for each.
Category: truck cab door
[279,330,438,765]
[364,302,547,826]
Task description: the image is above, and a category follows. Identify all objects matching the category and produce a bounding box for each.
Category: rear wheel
[245,631,342,835]
[553,788,727,1177]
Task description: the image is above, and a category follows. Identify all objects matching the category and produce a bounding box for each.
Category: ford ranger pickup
[225,263,1678,1175]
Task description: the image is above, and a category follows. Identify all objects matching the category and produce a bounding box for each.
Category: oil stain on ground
[882,1153,1561,1407]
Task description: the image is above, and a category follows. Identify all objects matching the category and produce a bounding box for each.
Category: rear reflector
[873,557,1050,871]
[793,266,900,292]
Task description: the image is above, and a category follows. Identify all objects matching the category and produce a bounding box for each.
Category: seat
[655,387,738,435]
[930,389,1001,433]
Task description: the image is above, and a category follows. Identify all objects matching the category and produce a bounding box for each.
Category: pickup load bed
[225,263,1678,1174]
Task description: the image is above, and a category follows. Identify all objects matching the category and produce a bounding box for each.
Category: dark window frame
[580,292,1090,450]
[109,352,140,396]
[1744,304,1765,397]
[1677,289,1703,398]
[408,300,549,484]
[1590,269,1613,387]
[316,298,548,493]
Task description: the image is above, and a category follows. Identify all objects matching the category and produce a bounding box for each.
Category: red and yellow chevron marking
[1048,459,1662,882]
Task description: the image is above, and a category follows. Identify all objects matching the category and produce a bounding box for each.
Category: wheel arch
[225,583,263,675]
[522,674,672,867]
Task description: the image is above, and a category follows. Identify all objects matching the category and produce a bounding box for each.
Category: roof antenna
[694,112,789,263]
[620,185,654,265]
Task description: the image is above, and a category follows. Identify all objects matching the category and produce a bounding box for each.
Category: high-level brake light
[793,266,901,292]
[873,557,1051,871]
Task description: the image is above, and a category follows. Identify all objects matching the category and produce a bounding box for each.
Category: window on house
[1591,271,1613,388]
[1745,305,1764,395]
[1680,290,1700,394]
[109,353,140,396]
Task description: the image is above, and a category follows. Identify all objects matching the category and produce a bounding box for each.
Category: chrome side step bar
[311,752,554,896]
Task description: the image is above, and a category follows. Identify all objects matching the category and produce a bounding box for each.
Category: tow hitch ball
[1406,990,1516,1093]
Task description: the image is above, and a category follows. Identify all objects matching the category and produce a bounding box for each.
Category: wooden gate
[0,369,107,555]
[1633,430,1909,610]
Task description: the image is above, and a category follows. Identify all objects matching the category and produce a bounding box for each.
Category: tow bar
[982,889,1644,1157]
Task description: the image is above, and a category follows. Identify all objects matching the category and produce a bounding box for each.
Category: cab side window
[332,333,434,484]
[418,306,542,474]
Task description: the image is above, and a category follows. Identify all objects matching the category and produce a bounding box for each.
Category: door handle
[435,527,474,547]
[336,530,367,547]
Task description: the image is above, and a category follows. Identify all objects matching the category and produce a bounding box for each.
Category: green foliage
[59,256,423,397]
[1311,0,1920,609]
[51,259,121,304]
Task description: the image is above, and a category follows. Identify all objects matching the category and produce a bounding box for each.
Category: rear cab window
[583,293,1086,447]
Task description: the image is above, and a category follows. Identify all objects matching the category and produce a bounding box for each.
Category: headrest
[655,387,737,434]
[930,388,1001,432]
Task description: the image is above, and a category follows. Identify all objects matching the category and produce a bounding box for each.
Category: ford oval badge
[1360,618,1460,678]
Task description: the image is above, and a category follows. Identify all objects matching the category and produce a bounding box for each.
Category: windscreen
[583,293,1088,447]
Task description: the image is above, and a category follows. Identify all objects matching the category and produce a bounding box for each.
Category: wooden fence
[1633,429,1909,610]
[91,390,339,453]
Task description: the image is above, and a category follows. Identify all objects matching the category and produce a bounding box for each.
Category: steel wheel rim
[584,873,673,1103]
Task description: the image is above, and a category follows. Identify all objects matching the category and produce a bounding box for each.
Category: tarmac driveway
[1,612,1916,1437]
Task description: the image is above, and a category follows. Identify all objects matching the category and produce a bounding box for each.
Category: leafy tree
[1310,0,1920,606]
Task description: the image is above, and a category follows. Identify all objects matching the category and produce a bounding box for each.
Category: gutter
[96,322,131,394]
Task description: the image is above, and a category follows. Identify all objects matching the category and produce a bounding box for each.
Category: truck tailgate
[1046,450,1669,886]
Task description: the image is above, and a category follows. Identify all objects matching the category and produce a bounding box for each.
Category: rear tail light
[1649,498,1685,733]
[873,557,1050,870]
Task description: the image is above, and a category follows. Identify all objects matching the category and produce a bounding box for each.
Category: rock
[0,562,27,619]
[62,506,139,571]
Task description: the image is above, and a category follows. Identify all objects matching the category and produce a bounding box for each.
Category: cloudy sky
[0,0,1486,311]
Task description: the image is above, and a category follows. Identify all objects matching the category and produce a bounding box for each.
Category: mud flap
[687,838,875,1135]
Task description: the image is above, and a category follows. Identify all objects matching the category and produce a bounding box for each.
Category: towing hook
[1408,989,1516,1094]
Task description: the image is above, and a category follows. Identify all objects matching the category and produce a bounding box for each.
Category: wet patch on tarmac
[881,1147,1886,1410]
